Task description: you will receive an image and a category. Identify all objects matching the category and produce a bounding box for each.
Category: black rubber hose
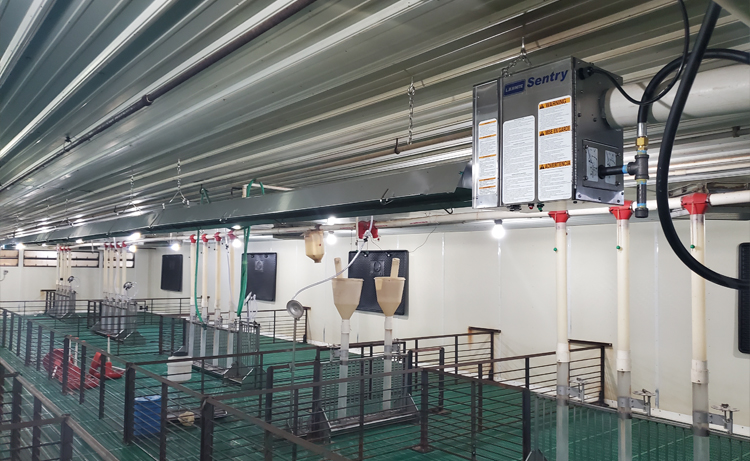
[637,49,750,124]
[656,1,750,290]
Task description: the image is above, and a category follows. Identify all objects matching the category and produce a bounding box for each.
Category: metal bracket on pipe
[710,404,739,435]
[568,378,586,401]
[631,389,656,417]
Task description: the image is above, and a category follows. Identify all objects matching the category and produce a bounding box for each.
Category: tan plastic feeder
[332,257,363,419]
[374,258,405,411]
[304,230,325,263]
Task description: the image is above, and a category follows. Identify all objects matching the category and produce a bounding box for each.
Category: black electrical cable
[586,0,690,106]
[655,1,750,290]
[636,49,750,124]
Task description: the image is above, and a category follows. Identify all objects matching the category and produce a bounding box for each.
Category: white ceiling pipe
[604,65,750,129]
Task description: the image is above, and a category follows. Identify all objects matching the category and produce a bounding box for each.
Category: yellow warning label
[478,120,495,126]
[478,177,496,181]
[478,154,496,159]
[539,160,572,170]
[478,134,497,140]
[539,126,571,137]
[539,97,571,110]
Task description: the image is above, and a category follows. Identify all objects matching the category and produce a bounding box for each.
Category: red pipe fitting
[681,193,709,215]
[214,232,221,242]
[548,211,570,223]
[609,200,634,220]
[227,230,235,240]
[358,220,379,240]
[189,234,196,244]
[201,234,209,243]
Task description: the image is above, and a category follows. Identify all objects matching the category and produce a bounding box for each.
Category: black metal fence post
[79,345,87,404]
[358,362,365,461]
[36,326,42,371]
[438,349,445,412]
[99,355,106,419]
[470,380,477,461]
[48,331,54,380]
[454,335,459,378]
[8,312,14,353]
[406,350,413,396]
[158,316,164,355]
[32,396,42,461]
[200,400,214,461]
[160,382,168,461]
[522,357,531,459]
[311,358,323,441]
[2,310,7,347]
[489,333,495,380]
[170,318,175,354]
[478,364,483,433]
[292,388,300,461]
[15,315,22,356]
[25,321,32,366]
[264,369,274,459]
[599,345,606,404]
[124,366,135,443]
[272,310,277,342]
[413,369,431,453]
[10,377,22,461]
[60,417,74,461]
[0,365,5,424]
[61,337,70,394]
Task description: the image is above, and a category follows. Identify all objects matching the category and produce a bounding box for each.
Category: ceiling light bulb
[16,243,25,250]
[232,225,242,230]
[326,231,337,245]
[75,239,83,244]
[128,245,137,253]
[170,243,180,251]
[42,243,47,247]
[491,221,506,239]
[326,216,336,226]
[232,238,242,249]
[128,232,141,241]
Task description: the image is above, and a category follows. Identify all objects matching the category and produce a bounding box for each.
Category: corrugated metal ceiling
[0,0,748,240]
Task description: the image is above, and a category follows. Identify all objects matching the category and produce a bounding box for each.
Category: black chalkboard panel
[347,250,408,316]
[161,254,183,292]
[739,243,750,354]
[245,253,277,302]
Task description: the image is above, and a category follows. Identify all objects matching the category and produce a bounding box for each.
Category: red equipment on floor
[42,349,99,390]
[89,352,124,379]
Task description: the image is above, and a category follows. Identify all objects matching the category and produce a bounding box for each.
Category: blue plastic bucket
[134,395,161,437]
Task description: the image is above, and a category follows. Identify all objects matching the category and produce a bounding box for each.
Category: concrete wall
[4,219,749,428]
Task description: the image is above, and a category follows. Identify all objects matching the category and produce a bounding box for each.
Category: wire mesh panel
[49,287,76,320]
[188,320,261,384]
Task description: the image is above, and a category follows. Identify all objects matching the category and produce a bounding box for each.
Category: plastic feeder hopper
[375,258,405,411]
[332,257,363,420]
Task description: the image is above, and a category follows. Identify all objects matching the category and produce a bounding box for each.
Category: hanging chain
[500,38,531,78]
[164,159,189,209]
[407,78,416,145]
[127,174,142,213]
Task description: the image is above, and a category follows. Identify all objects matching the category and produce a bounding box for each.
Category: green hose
[193,232,203,323]
[246,179,265,197]
[235,227,250,317]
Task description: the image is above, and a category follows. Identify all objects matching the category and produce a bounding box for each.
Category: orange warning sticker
[539,160,572,170]
[539,97,571,110]
[539,126,571,137]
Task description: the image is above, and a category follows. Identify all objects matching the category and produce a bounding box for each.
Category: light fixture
[16,243,25,250]
[170,243,181,251]
[491,220,506,239]
[232,225,242,230]
[75,239,83,244]
[128,245,137,253]
[326,231,337,245]
[42,243,47,247]
[127,232,141,241]
[232,238,242,249]
[326,216,336,226]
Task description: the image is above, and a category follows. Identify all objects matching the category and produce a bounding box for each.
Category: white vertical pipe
[200,236,208,358]
[338,318,350,420]
[551,212,570,461]
[690,211,710,460]
[383,316,393,411]
[229,238,236,322]
[101,245,107,297]
[214,235,222,319]
[188,236,197,357]
[614,209,633,461]
[120,245,127,296]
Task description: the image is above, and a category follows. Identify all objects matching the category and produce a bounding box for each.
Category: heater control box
[472,57,624,209]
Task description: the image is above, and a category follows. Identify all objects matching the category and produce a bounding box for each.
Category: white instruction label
[502,116,535,204]
[605,150,617,185]
[537,96,572,201]
[476,119,498,197]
